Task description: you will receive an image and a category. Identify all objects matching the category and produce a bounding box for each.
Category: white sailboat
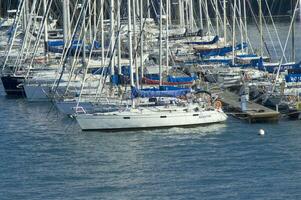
[76,104,227,131]
[75,0,227,131]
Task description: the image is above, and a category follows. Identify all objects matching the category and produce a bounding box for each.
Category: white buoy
[259,129,265,136]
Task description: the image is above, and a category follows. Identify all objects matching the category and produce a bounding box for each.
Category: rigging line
[2,0,25,73]
[264,0,288,62]
[64,0,94,95]
[15,0,43,74]
[25,0,55,79]
[272,0,299,94]
[53,0,89,94]
[98,0,128,98]
[229,0,255,54]
[76,0,117,103]
[260,8,279,60]
[246,0,271,58]
[53,0,83,84]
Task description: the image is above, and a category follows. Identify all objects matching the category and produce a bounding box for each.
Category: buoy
[259,129,265,136]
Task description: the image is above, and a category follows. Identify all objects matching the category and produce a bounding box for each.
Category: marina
[1,0,301,199]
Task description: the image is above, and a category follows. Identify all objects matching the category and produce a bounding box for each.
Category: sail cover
[47,40,100,53]
[257,58,301,73]
[285,74,301,82]
[131,86,191,98]
[196,42,248,57]
[184,36,219,45]
[167,76,196,83]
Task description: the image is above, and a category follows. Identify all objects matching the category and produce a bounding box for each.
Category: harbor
[1,0,301,199]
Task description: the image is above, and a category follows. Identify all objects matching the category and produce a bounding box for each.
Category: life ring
[214,100,222,110]
[245,73,251,81]
[288,96,296,102]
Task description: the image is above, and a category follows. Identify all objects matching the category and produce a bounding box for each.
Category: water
[1,86,301,199]
[2,22,301,199]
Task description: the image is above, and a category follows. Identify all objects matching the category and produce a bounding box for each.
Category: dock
[219,90,280,123]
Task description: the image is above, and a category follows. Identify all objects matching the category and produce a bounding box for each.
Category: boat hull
[76,109,228,131]
[1,75,26,97]
[23,84,52,102]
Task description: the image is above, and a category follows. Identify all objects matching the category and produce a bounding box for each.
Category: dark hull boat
[1,75,26,97]
[287,109,301,120]
[263,96,301,120]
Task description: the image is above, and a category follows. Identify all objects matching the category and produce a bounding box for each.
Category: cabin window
[193,114,199,116]
[160,116,167,118]
[123,117,130,119]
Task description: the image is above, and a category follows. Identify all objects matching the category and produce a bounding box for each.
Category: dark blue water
[1,84,301,200]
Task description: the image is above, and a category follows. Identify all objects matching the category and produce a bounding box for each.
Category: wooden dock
[219,90,280,123]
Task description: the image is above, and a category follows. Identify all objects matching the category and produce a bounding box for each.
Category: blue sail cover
[131,86,191,98]
[285,74,301,82]
[145,74,160,80]
[184,36,219,45]
[47,40,100,54]
[144,74,195,83]
[202,57,232,64]
[257,57,301,73]
[196,42,248,57]
[167,75,196,83]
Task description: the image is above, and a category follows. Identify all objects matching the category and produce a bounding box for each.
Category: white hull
[76,107,228,131]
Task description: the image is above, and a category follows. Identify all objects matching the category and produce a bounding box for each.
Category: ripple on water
[1,85,301,199]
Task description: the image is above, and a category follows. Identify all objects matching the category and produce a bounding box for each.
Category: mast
[88,1,92,43]
[22,0,29,31]
[189,0,193,31]
[147,0,150,18]
[159,0,163,86]
[179,0,183,26]
[110,0,115,76]
[133,0,139,87]
[291,0,296,61]
[243,0,248,53]
[166,0,169,72]
[82,0,87,67]
[140,0,144,81]
[22,0,29,48]
[238,0,244,53]
[204,0,210,33]
[117,0,121,74]
[128,0,134,87]
[199,0,203,30]
[168,0,171,24]
[215,0,219,36]
[259,0,263,57]
[43,0,49,59]
[101,0,104,68]
[63,0,71,45]
[93,0,97,38]
[232,0,237,65]
[223,0,227,45]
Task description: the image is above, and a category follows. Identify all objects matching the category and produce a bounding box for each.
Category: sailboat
[76,102,227,131]
[75,0,227,131]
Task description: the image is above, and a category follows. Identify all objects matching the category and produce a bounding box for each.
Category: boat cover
[131,86,191,98]
[184,36,219,45]
[285,74,301,82]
